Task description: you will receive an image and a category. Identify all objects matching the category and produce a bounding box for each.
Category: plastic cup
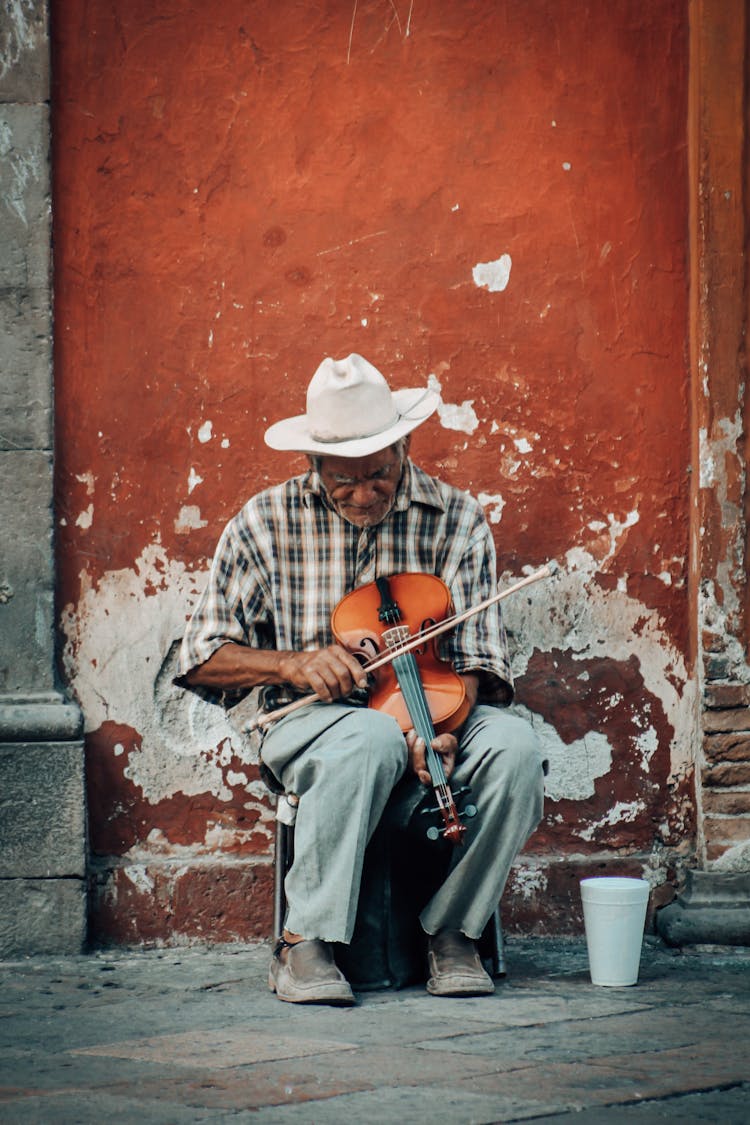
[580,877,650,986]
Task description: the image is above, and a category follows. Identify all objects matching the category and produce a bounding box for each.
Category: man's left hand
[405,730,458,785]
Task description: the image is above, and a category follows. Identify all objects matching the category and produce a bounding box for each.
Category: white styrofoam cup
[580,876,650,986]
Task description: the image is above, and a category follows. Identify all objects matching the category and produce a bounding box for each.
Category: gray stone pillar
[0,2,86,955]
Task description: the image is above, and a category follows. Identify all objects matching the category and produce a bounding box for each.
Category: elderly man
[177,354,544,1005]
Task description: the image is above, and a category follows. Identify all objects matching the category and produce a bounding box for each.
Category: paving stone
[0,938,748,1122]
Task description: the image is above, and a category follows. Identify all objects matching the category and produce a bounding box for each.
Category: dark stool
[273,798,505,990]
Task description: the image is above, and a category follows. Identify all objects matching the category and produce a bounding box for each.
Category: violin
[332,572,475,845]
[250,561,557,734]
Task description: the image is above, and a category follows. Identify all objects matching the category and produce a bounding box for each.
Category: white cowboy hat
[264,353,440,457]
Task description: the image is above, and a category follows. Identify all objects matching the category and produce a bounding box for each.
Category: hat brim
[264,387,440,458]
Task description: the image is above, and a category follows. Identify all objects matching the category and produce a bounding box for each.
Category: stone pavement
[1,937,748,1123]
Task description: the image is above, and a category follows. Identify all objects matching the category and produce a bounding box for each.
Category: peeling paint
[61,545,257,810]
[75,504,93,529]
[478,492,505,525]
[187,468,203,494]
[427,373,479,435]
[509,860,549,900]
[514,705,613,802]
[503,545,694,788]
[123,865,155,894]
[197,421,213,443]
[578,800,644,841]
[174,505,208,533]
[472,253,512,292]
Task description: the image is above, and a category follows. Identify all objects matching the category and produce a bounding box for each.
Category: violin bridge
[382,624,410,649]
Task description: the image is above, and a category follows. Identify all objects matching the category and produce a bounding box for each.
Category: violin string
[390,648,451,804]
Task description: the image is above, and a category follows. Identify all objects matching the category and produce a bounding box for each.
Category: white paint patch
[509,860,549,900]
[503,543,694,789]
[578,800,644,841]
[226,770,248,787]
[472,253,512,293]
[187,467,203,495]
[514,437,533,454]
[174,505,208,533]
[478,492,506,525]
[198,421,213,443]
[76,505,94,529]
[427,373,479,435]
[562,162,571,171]
[512,705,613,802]
[635,727,658,771]
[76,471,95,495]
[123,865,155,894]
[221,438,230,449]
[698,427,714,487]
[60,544,267,820]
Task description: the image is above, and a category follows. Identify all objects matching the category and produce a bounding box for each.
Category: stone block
[702,707,750,733]
[656,869,750,946]
[0,0,49,104]
[703,815,750,845]
[702,760,750,786]
[703,730,750,761]
[0,449,55,695]
[0,877,85,957]
[0,741,86,877]
[702,789,750,815]
[0,103,50,290]
[0,287,52,451]
[704,682,750,709]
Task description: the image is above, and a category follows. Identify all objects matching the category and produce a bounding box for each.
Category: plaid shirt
[177,460,513,709]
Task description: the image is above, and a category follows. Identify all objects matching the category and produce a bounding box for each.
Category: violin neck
[390,650,448,788]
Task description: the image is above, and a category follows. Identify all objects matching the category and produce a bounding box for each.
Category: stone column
[657,0,750,945]
[0,2,86,954]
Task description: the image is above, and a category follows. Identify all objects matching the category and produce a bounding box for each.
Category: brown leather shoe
[269,939,355,1005]
[426,930,495,996]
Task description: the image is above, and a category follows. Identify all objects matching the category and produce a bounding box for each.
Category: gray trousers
[261,702,545,944]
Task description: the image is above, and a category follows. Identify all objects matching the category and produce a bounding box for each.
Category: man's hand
[184,640,368,700]
[278,645,369,702]
[405,729,459,785]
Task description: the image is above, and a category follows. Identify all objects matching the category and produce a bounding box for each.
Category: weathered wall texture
[52,0,696,944]
[689,0,750,873]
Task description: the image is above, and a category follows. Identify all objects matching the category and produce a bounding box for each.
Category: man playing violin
[177,353,545,1005]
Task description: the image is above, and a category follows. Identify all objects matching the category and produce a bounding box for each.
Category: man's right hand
[278,645,370,701]
[184,641,368,700]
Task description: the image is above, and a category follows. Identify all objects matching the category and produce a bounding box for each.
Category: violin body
[331,573,471,736]
[332,572,476,845]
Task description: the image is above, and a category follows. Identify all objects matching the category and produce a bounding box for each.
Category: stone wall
[0,0,86,955]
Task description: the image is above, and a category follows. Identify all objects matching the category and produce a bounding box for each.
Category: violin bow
[247,559,559,732]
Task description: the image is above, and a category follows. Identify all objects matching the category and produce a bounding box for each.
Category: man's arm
[184,640,370,703]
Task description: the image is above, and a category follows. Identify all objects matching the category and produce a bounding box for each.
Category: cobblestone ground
[1,937,748,1123]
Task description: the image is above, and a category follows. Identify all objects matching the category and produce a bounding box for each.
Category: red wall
[52,0,692,944]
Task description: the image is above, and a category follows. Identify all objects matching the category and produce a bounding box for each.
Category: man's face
[316,441,408,528]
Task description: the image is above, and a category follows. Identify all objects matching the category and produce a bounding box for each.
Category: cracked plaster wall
[51,0,697,942]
